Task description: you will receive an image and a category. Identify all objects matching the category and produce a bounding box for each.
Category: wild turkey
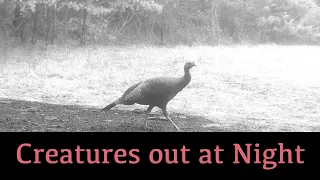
[101,62,196,132]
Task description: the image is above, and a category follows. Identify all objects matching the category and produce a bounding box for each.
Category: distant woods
[1,0,320,47]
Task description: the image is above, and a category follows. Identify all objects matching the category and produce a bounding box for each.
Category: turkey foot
[144,126,153,131]
[176,127,183,132]
[148,116,169,121]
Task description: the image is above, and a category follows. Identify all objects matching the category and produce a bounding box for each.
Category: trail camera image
[0,0,319,132]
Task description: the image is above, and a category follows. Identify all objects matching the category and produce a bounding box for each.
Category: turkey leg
[144,105,155,130]
[162,107,182,132]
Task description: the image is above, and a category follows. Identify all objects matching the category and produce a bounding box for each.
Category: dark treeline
[1,0,320,47]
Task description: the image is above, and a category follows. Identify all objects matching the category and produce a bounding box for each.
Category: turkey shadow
[0,98,225,132]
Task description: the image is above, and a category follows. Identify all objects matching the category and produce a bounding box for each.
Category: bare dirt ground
[0,98,224,132]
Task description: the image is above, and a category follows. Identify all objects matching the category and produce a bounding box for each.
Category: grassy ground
[0,44,319,132]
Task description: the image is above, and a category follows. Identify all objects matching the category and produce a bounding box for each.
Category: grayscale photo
[0,0,319,132]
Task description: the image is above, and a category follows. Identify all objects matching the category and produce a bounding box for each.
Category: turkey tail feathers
[101,101,117,112]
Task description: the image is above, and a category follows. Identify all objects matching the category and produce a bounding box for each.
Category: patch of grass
[0,44,319,131]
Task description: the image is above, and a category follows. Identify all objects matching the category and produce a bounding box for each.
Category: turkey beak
[192,62,196,67]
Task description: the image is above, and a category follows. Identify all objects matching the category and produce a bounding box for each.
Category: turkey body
[101,62,196,132]
[122,76,191,107]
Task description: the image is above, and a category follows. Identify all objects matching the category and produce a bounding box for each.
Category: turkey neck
[179,67,192,88]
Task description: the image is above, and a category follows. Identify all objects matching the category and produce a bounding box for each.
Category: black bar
[1,132,318,176]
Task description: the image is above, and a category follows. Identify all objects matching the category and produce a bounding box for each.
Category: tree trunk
[31,4,40,45]
[81,8,88,45]
[160,24,163,44]
[0,0,13,61]
[50,4,56,45]
[13,2,21,37]
[20,16,26,44]
[13,2,26,44]
[0,14,9,62]
[211,0,221,45]
[45,6,51,46]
